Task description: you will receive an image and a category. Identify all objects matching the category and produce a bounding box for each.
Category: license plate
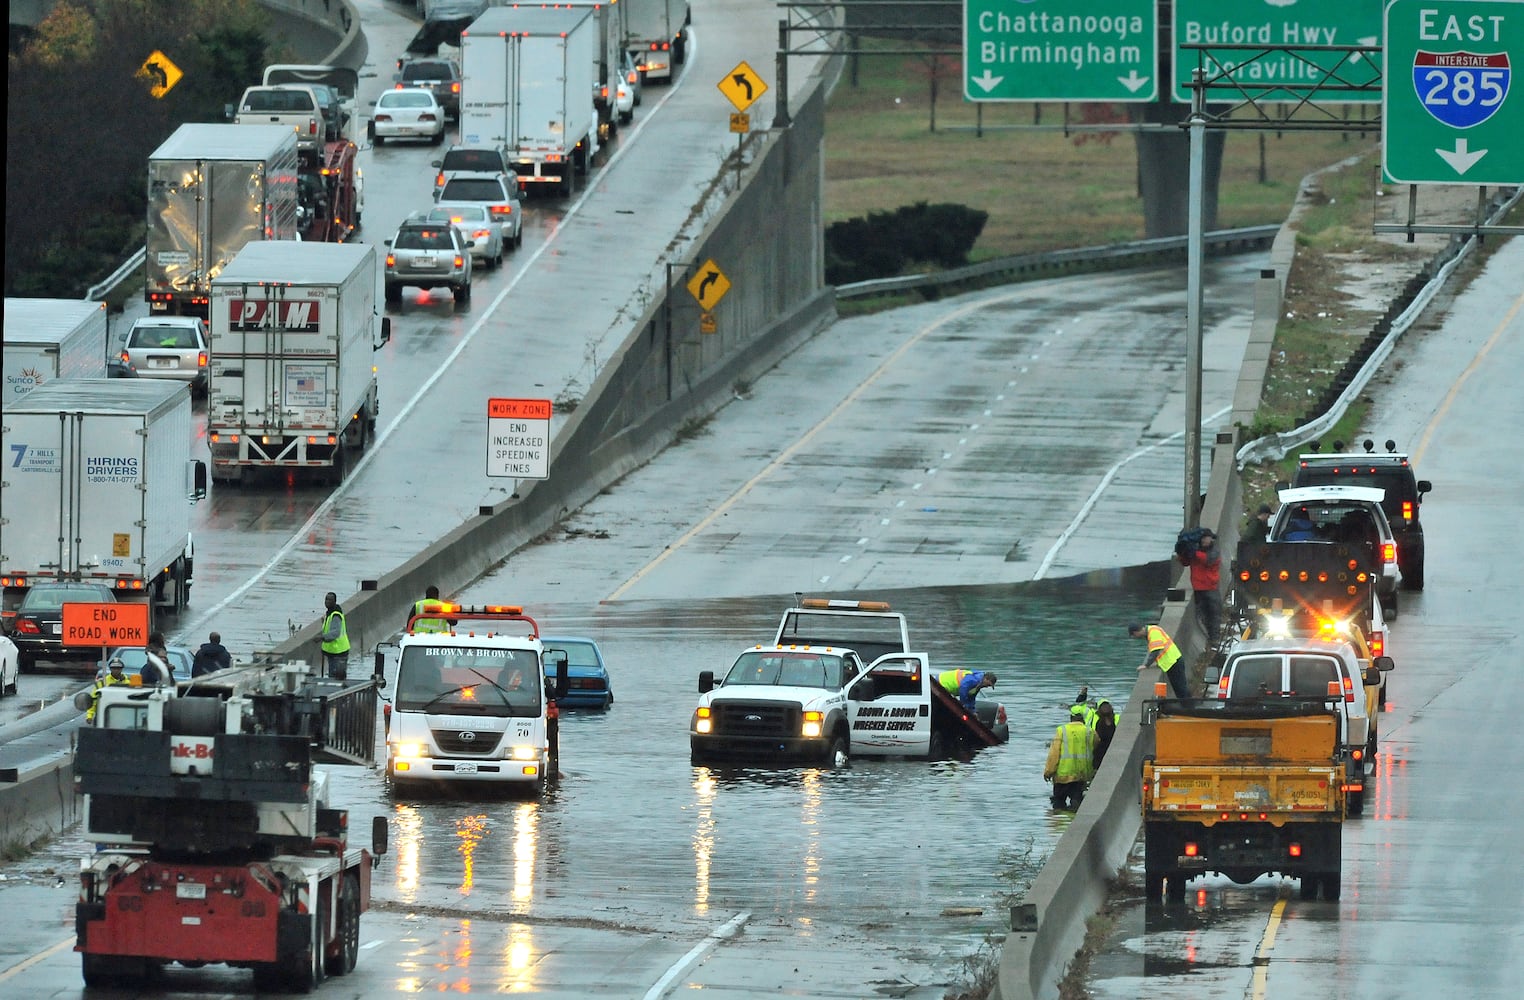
[51,623,63,635]
[176,883,207,899]
[411,257,436,267]
[453,762,478,774]
[150,358,176,369]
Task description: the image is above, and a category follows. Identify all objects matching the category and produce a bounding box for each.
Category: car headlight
[510,745,538,761]
[392,742,424,759]
[801,711,823,739]
[694,706,712,734]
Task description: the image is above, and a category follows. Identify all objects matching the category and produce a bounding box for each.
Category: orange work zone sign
[61,602,150,647]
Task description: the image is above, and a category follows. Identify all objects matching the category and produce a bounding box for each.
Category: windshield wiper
[415,669,515,713]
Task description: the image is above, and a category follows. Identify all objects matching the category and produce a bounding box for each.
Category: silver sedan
[426,203,504,269]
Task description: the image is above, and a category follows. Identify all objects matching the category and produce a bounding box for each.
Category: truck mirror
[377,317,392,348]
[372,815,389,857]
[188,459,208,501]
[1374,655,1395,672]
[224,103,235,120]
[1274,479,1289,491]
[554,657,569,701]
[430,159,443,168]
[1204,666,1221,685]
[373,649,388,689]
[1416,480,1432,495]
[698,670,715,694]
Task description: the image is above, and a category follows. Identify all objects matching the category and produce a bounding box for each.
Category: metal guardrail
[84,247,145,303]
[834,225,1280,301]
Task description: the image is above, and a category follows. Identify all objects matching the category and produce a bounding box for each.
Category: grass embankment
[824,49,1381,259]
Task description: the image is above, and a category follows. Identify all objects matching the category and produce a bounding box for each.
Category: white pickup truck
[1204,636,1392,815]
[233,84,328,158]
[689,599,1008,767]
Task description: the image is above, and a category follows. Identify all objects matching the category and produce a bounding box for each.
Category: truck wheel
[1321,873,1341,901]
[824,735,848,769]
[1382,592,1399,620]
[1299,875,1320,900]
[1165,875,1187,902]
[1347,789,1364,817]
[1144,872,1163,901]
[327,874,361,976]
[18,652,33,674]
[1404,557,1425,591]
[384,283,402,305]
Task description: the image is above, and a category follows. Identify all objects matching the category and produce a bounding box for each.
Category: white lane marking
[642,911,750,1000]
[182,69,692,635]
[1033,405,1231,580]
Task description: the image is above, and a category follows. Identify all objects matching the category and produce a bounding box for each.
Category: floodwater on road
[321,574,1171,957]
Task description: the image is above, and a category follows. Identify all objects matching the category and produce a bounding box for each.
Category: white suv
[121,317,209,395]
[1272,485,1400,616]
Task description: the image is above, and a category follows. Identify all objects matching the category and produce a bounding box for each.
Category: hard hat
[1070,704,1086,717]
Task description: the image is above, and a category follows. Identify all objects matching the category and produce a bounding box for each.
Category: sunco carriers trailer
[2,298,108,403]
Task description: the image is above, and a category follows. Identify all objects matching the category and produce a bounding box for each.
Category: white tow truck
[690,599,1008,767]
[378,605,569,798]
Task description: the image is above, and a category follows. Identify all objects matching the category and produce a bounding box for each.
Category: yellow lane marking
[1413,286,1524,465]
[1248,894,1289,1000]
[0,936,74,981]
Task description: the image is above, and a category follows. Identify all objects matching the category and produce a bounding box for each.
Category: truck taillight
[120,351,130,363]
[385,253,396,267]
[1382,541,1396,563]
[454,256,465,268]
[1370,631,1384,656]
[197,352,207,368]
[490,204,512,216]
[451,82,461,94]
[436,173,445,187]
[1216,675,1229,698]
[1183,843,1198,857]
[1289,843,1302,858]
[309,119,317,135]
[1401,501,1414,521]
[1342,677,1354,703]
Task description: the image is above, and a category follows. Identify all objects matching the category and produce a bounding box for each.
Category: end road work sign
[1384,0,1523,185]
[963,0,1157,102]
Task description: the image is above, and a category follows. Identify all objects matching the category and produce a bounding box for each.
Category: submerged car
[541,637,613,710]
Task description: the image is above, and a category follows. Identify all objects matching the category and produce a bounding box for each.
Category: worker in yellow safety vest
[408,584,453,633]
[86,658,130,723]
[1129,622,1189,699]
[1043,704,1096,811]
[320,591,351,680]
[937,669,997,711]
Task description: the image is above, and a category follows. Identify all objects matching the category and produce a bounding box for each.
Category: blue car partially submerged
[541,637,613,710]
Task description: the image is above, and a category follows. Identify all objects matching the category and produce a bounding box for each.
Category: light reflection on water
[329,571,1169,950]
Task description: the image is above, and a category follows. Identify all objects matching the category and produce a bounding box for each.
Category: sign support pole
[1183,69,1207,529]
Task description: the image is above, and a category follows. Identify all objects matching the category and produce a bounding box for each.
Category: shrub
[825,201,988,284]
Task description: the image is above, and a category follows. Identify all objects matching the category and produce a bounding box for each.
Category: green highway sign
[1384,0,1524,184]
[1172,0,1383,103]
[963,0,1157,102]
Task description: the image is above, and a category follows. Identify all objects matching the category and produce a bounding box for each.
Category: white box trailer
[0,379,205,615]
[2,298,109,403]
[623,0,688,83]
[556,0,630,137]
[207,242,390,484]
[461,5,599,196]
[146,124,300,317]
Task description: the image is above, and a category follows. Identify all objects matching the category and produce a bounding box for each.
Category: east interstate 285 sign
[1384,0,1523,184]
